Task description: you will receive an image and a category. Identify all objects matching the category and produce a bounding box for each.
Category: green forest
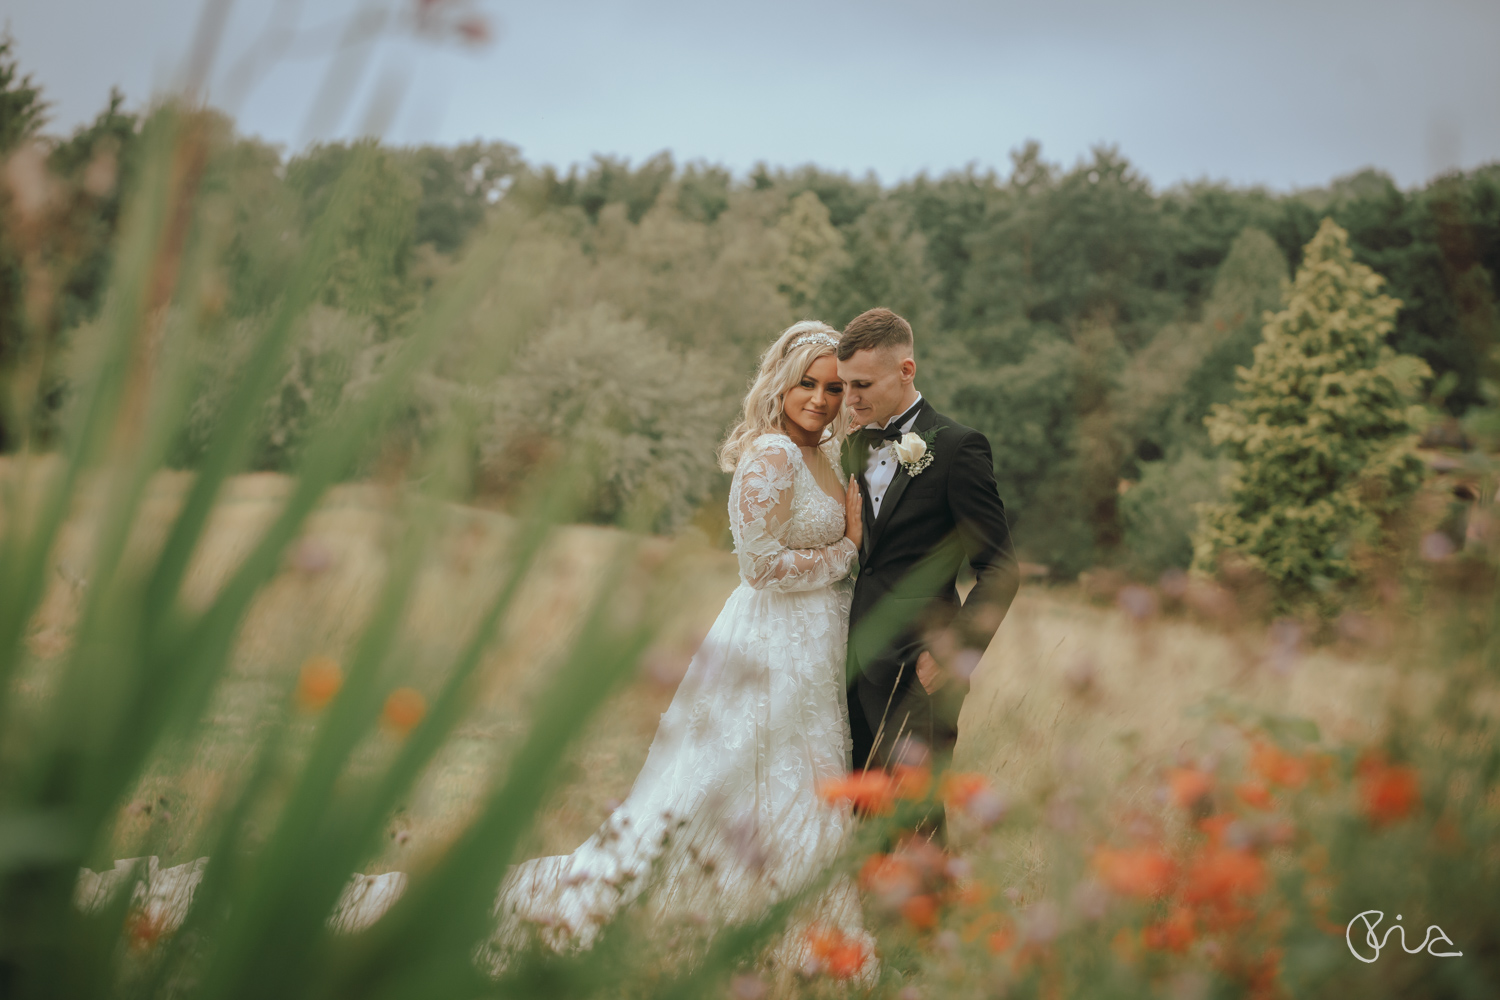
[4,39,1498,581]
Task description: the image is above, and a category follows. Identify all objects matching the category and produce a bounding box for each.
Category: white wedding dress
[483,432,875,974]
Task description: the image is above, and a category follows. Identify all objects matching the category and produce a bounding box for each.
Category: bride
[482,320,875,974]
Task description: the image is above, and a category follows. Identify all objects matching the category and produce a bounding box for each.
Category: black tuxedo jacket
[843,399,1019,768]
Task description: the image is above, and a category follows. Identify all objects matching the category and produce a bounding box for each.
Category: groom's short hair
[837,307,913,361]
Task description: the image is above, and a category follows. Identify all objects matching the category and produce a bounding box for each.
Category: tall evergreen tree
[1192,219,1431,611]
[0,36,46,153]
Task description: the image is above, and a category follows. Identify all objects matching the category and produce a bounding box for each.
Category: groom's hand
[916,651,943,694]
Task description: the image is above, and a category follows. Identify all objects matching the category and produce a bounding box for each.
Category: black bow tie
[857,424,907,448]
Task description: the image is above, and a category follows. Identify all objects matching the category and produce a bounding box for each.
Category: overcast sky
[6,0,1499,190]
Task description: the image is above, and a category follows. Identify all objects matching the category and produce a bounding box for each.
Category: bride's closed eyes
[800,377,844,394]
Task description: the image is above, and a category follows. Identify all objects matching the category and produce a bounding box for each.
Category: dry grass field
[10,460,1414,884]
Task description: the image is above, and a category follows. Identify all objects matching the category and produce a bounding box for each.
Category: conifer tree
[1192,218,1431,611]
[0,36,46,154]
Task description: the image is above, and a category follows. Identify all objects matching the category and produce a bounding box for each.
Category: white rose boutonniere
[894,432,926,465]
[895,429,939,477]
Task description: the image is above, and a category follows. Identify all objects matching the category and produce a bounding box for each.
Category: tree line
[2,38,1497,580]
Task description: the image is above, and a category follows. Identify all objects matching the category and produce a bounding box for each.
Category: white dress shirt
[863,392,923,519]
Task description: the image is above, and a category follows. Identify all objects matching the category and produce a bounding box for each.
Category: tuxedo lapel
[866,401,935,556]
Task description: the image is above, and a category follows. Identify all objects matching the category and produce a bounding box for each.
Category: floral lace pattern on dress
[729,434,856,590]
[483,432,872,981]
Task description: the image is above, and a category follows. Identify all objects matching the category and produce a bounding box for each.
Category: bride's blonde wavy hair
[718,320,849,472]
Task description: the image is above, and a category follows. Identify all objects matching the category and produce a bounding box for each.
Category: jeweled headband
[788,330,839,352]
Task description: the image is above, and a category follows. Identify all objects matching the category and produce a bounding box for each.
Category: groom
[837,308,1020,782]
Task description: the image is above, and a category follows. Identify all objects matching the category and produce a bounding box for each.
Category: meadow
[19,457,1485,1000]
[12,460,1402,875]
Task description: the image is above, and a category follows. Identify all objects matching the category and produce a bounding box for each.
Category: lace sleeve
[730,436,857,592]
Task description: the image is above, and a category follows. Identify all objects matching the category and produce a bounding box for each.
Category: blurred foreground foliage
[4,42,1499,576]
[0,28,1497,1000]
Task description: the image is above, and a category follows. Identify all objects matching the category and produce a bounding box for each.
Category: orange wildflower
[939,772,990,810]
[1142,905,1196,952]
[125,909,168,951]
[1168,767,1213,808]
[805,925,866,980]
[1092,847,1175,898]
[1197,813,1234,846]
[900,893,939,930]
[296,656,343,711]
[806,925,842,956]
[826,941,865,979]
[1236,781,1274,810]
[987,922,1015,954]
[893,764,932,801]
[939,771,1009,825]
[818,770,897,815]
[1182,848,1266,905]
[381,687,426,735]
[1358,757,1419,825]
[1251,741,1309,788]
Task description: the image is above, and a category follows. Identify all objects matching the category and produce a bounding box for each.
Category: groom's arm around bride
[836,308,1021,777]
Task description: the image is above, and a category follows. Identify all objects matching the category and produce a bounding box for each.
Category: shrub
[175,305,387,470]
[1120,450,1228,578]
[479,305,729,532]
